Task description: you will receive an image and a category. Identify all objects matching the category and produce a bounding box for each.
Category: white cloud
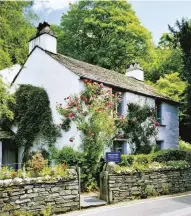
[33,0,76,11]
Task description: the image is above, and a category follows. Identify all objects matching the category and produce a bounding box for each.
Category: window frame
[156,100,162,125]
[112,89,123,115]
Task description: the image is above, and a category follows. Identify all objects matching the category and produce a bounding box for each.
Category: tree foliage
[0,78,14,120]
[142,34,184,82]
[167,18,191,142]
[148,72,187,101]
[0,1,36,70]
[56,0,154,73]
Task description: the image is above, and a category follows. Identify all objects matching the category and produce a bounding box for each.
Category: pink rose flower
[69,112,75,118]
[100,83,104,88]
[132,117,137,121]
[155,122,160,126]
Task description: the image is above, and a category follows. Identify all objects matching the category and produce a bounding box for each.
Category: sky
[32,0,191,44]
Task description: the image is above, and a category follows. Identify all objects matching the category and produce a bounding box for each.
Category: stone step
[80,195,107,208]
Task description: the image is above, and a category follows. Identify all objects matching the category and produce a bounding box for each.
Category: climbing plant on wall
[57,79,122,191]
[3,85,60,163]
[122,103,159,154]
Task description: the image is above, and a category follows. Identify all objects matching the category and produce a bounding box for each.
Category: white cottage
[0,22,179,168]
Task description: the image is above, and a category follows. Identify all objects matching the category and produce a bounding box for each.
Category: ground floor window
[113,140,126,154]
[156,140,163,150]
[2,141,18,169]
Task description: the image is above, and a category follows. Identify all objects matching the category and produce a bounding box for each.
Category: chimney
[29,21,57,54]
[125,63,144,81]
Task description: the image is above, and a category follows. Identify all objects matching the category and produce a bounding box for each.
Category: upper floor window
[112,90,123,115]
[156,100,162,124]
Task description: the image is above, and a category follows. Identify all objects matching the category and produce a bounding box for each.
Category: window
[156,100,162,124]
[112,90,123,115]
[156,140,163,150]
[113,140,125,154]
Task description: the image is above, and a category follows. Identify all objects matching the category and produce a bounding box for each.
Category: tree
[0,1,37,70]
[168,19,191,81]
[142,34,184,82]
[148,72,186,101]
[0,78,14,120]
[167,18,191,142]
[56,0,154,73]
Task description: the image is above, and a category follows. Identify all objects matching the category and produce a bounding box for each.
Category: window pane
[156,101,162,124]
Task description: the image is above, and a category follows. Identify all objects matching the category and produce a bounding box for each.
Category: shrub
[133,161,147,171]
[179,140,191,151]
[28,153,48,177]
[39,166,52,177]
[55,146,83,166]
[186,151,191,163]
[0,166,13,180]
[120,155,134,166]
[135,154,151,165]
[119,149,190,170]
[53,164,68,177]
[165,160,189,168]
[151,150,186,163]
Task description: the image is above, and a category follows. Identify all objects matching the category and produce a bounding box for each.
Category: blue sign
[106,152,121,163]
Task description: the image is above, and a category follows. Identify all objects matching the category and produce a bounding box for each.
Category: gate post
[77,167,81,210]
[100,171,109,203]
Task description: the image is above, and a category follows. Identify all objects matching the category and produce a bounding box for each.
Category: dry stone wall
[0,169,79,215]
[101,167,191,204]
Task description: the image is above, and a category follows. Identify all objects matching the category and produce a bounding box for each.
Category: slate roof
[46,51,177,103]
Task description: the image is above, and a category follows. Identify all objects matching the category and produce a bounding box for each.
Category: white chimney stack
[29,22,57,54]
[126,63,144,81]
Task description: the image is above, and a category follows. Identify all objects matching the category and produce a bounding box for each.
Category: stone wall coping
[0,168,78,187]
[108,165,190,175]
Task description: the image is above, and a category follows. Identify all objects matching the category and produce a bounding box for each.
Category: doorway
[2,141,18,169]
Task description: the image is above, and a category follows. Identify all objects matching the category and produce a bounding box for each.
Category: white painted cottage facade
[0,22,179,168]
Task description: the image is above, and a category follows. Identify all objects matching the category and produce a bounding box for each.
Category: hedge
[120,149,191,166]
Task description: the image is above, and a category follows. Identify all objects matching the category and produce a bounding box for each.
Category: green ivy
[3,85,60,163]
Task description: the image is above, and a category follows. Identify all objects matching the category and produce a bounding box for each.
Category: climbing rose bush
[56,79,122,190]
[122,103,159,154]
[56,79,123,142]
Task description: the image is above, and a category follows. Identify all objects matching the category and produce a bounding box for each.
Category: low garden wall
[0,169,79,215]
[100,166,191,204]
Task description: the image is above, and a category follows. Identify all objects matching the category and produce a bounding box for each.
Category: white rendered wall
[157,102,179,149]
[12,47,83,163]
[29,34,57,54]
[123,92,155,113]
[121,92,178,152]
